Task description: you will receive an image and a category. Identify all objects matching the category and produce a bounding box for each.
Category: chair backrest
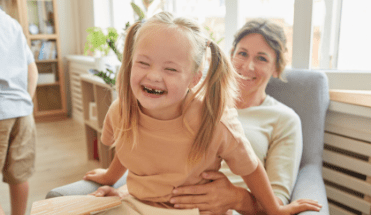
[265,69,330,167]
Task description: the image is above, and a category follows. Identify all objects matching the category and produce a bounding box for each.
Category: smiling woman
[231,33,279,109]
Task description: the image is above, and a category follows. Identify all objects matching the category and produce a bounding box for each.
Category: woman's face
[231,33,278,99]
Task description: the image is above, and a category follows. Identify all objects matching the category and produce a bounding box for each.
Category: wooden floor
[0,119,100,215]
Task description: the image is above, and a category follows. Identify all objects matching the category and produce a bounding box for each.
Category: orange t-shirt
[101,96,258,206]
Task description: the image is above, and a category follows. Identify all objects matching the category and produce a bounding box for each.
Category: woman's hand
[83,168,115,185]
[170,171,243,215]
[277,199,322,215]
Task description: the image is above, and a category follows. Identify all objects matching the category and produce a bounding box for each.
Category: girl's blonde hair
[115,12,239,164]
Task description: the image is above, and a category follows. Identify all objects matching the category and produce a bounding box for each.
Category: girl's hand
[170,171,242,215]
[89,186,120,197]
[278,199,322,215]
[83,168,115,185]
[89,184,130,200]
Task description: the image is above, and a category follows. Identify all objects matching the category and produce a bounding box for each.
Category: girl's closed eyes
[138,61,150,67]
[165,67,177,72]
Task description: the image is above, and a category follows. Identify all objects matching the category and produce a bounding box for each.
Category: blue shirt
[0,9,35,120]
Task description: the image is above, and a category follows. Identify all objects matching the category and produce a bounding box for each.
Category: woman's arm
[171,171,258,214]
[265,111,303,205]
[171,171,281,214]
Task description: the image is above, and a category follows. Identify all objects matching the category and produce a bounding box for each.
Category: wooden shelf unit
[80,74,116,168]
[1,0,67,121]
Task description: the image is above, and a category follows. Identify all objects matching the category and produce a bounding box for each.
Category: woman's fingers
[172,171,229,196]
[172,184,209,196]
[201,171,228,181]
[174,203,210,211]
[170,194,208,205]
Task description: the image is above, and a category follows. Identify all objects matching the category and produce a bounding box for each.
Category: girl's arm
[241,161,282,215]
[241,161,321,215]
[84,154,127,185]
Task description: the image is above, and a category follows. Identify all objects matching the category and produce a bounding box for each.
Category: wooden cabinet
[80,74,116,168]
[1,0,67,120]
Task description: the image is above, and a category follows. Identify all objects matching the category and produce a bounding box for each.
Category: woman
[88,19,322,214]
[167,19,322,214]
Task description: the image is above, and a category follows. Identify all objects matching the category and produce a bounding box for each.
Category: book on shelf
[36,40,57,60]
[31,40,42,60]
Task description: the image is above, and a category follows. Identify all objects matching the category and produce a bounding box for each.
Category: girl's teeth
[143,86,164,95]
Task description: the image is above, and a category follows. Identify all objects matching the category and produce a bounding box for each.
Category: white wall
[56,0,94,116]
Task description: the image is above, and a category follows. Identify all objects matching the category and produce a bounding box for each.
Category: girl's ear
[188,71,202,89]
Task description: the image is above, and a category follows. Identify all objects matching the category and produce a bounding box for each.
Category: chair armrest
[45,172,128,199]
[292,164,329,215]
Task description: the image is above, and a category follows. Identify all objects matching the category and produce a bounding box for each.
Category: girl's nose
[146,68,162,82]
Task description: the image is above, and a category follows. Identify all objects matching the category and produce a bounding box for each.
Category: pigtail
[188,40,239,164]
[114,21,143,149]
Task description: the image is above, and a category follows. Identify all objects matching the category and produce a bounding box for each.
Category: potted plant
[85,1,151,87]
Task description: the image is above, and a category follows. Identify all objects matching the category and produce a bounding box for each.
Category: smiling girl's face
[130,26,200,120]
[231,33,278,101]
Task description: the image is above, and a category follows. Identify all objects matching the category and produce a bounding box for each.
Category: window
[311,0,326,69]
[312,0,371,71]
[337,0,371,70]
[104,0,371,77]
[169,0,226,49]
[111,0,166,32]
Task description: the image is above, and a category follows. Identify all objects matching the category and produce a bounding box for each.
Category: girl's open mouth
[142,86,166,95]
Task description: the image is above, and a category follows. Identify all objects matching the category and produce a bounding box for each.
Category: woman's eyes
[238,51,248,57]
[257,56,268,62]
[237,52,268,62]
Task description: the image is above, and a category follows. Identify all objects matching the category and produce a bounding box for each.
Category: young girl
[84,12,320,215]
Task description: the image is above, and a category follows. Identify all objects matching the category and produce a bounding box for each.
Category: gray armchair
[46,69,330,215]
[265,69,330,214]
